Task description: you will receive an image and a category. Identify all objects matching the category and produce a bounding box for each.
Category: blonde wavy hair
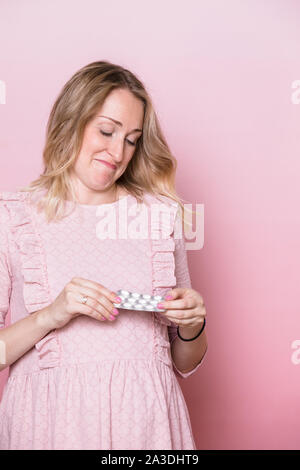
[20,60,194,229]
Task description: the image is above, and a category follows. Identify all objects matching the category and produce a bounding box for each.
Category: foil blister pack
[113,289,166,312]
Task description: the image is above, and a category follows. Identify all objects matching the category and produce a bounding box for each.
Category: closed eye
[100,130,136,147]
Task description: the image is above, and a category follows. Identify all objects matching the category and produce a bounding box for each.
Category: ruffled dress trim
[149,199,178,326]
[0,191,60,370]
[146,195,179,369]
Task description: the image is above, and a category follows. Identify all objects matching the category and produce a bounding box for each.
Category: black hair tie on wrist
[177,317,206,341]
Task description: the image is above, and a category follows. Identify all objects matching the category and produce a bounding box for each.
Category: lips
[95,159,116,170]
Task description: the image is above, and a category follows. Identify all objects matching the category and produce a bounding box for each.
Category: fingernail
[113,308,119,315]
[115,296,122,303]
[157,303,164,309]
[164,295,173,300]
[110,314,116,321]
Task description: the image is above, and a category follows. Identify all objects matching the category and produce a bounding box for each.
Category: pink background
[1,0,300,450]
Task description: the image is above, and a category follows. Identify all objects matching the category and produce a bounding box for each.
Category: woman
[0,61,207,450]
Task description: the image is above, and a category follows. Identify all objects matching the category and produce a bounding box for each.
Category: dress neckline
[66,193,132,209]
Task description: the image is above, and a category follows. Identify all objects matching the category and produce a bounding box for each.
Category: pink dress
[0,190,203,450]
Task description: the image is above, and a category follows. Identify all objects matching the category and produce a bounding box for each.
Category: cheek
[74,152,88,170]
[73,150,93,177]
[78,138,104,165]
[82,131,104,153]
[124,153,135,166]
[91,132,104,148]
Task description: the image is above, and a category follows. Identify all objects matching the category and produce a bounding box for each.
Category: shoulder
[141,192,181,236]
[0,191,24,250]
[0,190,30,204]
[141,191,179,210]
[0,189,25,213]
[0,190,32,232]
[0,189,43,209]
[143,193,181,225]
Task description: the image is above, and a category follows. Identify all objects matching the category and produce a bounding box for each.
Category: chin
[91,176,115,188]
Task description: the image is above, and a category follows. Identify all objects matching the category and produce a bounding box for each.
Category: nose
[107,135,124,163]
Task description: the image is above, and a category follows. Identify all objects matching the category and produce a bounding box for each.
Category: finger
[77,294,118,322]
[163,309,189,322]
[170,316,206,328]
[165,288,205,306]
[71,277,120,304]
[163,288,185,300]
[70,286,118,322]
[165,307,206,323]
[65,290,105,321]
[158,296,195,311]
[170,317,197,327]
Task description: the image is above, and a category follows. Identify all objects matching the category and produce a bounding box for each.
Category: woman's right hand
[40,277,122,330]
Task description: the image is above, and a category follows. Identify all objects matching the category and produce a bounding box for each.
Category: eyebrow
[97,115,143,133]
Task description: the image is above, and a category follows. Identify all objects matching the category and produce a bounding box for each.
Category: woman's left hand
[157,287,206,329]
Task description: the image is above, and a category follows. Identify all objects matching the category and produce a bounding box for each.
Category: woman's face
[70,88,144,202]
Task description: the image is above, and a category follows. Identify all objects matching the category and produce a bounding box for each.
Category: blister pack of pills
[113,289,166,312]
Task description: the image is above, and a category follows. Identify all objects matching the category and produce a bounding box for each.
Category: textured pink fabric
[0,190,203,450]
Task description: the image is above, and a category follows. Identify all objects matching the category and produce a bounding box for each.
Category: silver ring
[81,295,88,304]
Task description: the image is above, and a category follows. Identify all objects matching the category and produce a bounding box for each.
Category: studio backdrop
[0,0,299,450]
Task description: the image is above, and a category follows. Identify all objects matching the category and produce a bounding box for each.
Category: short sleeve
[167,205,204,378]
[0,200,12,329]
